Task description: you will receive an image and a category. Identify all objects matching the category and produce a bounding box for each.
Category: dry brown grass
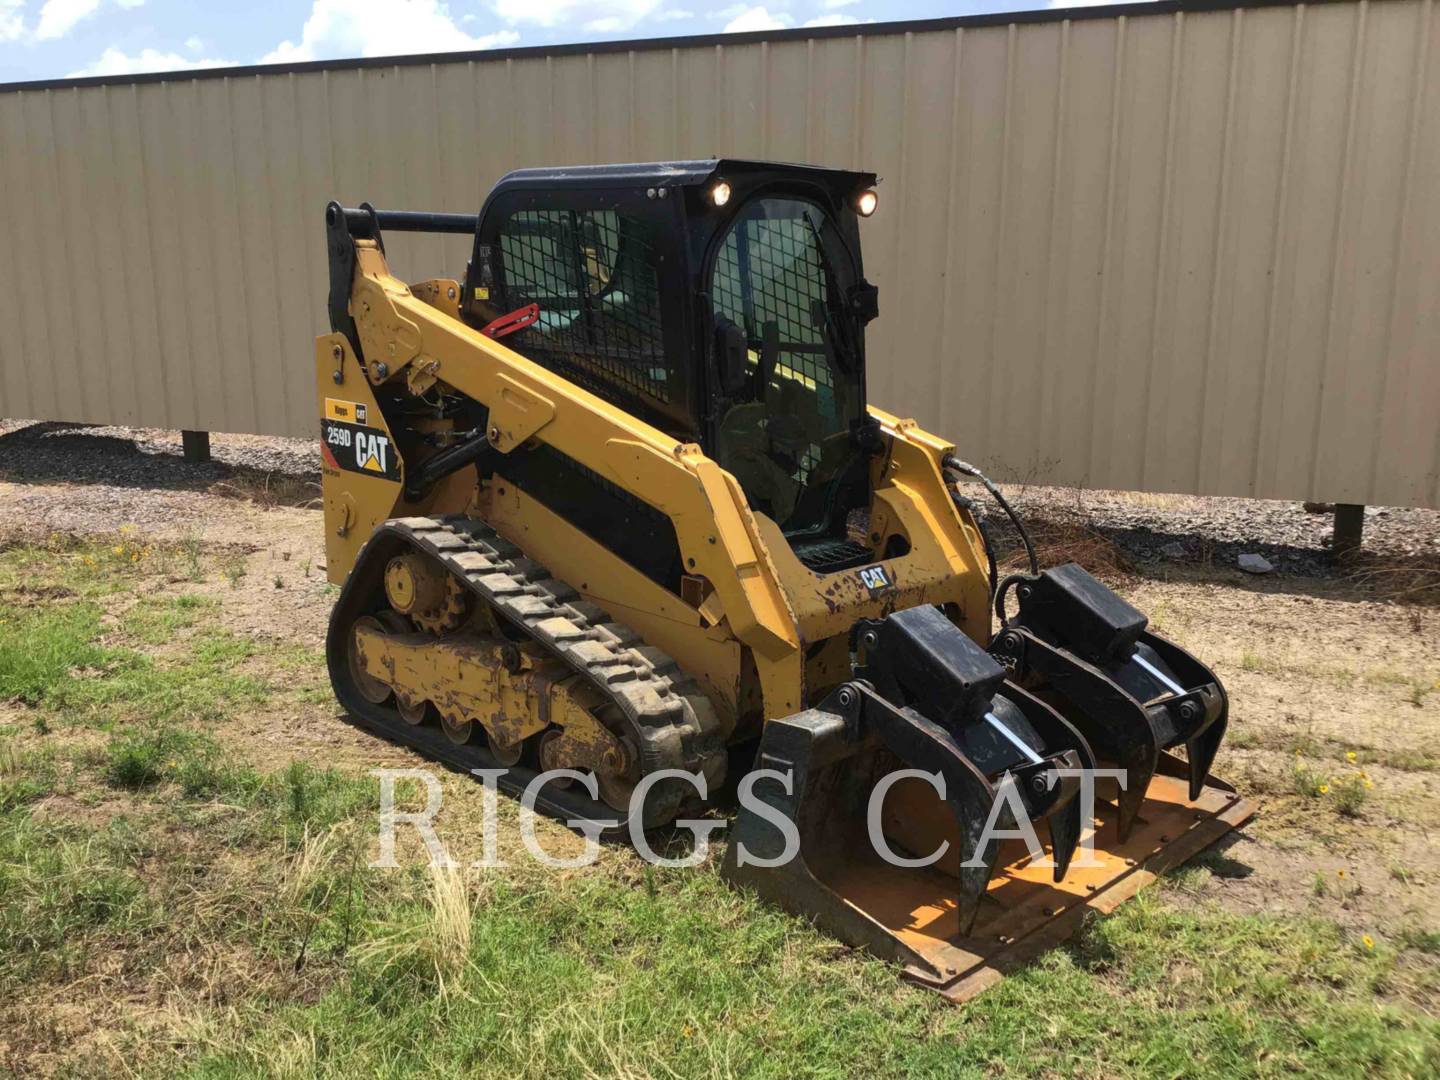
[1340,555,1440,605]
[207,471,321,510]
[350,863,476,1002]
[996,518,1138,582]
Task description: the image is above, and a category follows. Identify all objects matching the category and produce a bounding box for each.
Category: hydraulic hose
[945,487,999,601]
[993,571,1033,626]
[942,454,1039,578]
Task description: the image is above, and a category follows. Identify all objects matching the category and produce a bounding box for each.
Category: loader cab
[463,159,880,558]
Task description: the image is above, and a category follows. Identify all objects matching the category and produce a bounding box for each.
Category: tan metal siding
[1,1,1436,507]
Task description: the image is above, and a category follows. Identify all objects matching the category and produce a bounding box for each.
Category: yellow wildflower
[1363,779,1374,790]
[1318,784,1330,795]
[1345,751,1357,763]
[1362,934,1375,950]
[112,545,124,556]
[682,1024,694,1039]
[1337,868,1347,879]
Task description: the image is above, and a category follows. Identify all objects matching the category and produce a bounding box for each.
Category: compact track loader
[319,160,1250,1000]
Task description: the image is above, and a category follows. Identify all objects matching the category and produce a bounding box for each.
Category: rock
[1238,552,1274,574]
[1160,541,1187,560]
[1303,501,1334,513]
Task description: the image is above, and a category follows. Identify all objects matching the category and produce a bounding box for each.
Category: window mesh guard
[496,209,671,405]
[712,216,838,486]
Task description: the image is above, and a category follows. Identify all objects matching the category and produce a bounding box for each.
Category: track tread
[361,515,728,824]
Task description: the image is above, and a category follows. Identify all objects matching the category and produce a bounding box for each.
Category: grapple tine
[1046,787,1083,881]
[989,682,1093,872]
[721,682,1014,956]
[1111,734,1158,842]
[955,835,1002,937]
[992,627,1158,840]
[850,609,1100,932]
[1187,710,1227,800]
[1139,632,1231,799]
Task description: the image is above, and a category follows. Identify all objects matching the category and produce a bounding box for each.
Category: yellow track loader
[319,160,1250,1000]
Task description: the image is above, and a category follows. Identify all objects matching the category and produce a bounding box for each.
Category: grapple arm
[725,605,1097,952]
[990,563,1229,838]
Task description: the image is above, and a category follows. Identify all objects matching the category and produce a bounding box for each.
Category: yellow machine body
[319,238,990,733]
[317,166,1248,1001]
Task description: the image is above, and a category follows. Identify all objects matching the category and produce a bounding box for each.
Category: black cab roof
[486,158,877,198]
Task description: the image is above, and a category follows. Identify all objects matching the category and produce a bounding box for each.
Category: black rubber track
[326,515,729,833]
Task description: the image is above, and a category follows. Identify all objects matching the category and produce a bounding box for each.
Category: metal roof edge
[0,0,1341,95]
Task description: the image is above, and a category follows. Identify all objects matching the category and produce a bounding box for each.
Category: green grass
[165,858,1440,1080]
[0,805,157,989]
[1,535,1438,1077]
[0,742,59,811]
[104,723,216,789]
[0,600,106,705]
[122,592,216,644]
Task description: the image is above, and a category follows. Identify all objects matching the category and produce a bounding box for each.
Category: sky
[0,0,1120,84]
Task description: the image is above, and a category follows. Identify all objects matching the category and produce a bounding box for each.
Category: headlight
[711,181,732,208]
[856,189,878,217]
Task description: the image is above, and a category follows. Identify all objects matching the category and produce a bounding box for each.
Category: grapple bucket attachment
[990,564,1230,840]
[722,605,1251,1003]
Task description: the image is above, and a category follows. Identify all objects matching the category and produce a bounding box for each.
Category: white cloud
[802,13,858,27]
[31,0,145,42]
[490,0,673,34]
[820,0,858,7]
[34,0,102,41]
[723,6,789,32]
[0,0,25,44]
[184,35,203,52]
[67,47,238,78]
[263,0,519,64]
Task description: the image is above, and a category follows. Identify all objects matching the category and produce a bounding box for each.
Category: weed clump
[104,725,214,790]
[1332,771,1371,817]
[1290,751,1373,816]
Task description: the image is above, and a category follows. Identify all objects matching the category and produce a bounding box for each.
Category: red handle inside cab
[481,303,540,340]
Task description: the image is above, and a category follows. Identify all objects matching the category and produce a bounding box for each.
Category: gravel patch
[2,419,1436,584]
[0,421,321,536]
[1015,486,1435,557]
[0,420,317,487]
[960,480,1439,580]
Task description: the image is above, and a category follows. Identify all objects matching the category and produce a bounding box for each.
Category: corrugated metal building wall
[1,0,1437,507]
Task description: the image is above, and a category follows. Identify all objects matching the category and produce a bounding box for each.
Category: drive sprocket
[384,551,469,635]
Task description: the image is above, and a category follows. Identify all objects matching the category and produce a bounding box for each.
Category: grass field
[1,529,1437,1078]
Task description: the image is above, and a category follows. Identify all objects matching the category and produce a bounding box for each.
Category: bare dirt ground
[2,421,1438,957]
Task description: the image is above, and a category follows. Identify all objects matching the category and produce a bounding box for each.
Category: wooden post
[1333,503,1364,557]
[181,430,211,464]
